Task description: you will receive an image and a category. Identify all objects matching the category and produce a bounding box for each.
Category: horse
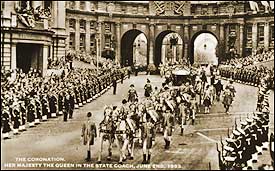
[114,108,137,164]
[97,106,116,163]
[222,89,234,114]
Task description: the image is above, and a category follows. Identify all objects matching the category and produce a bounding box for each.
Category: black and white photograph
[1,1,274,170]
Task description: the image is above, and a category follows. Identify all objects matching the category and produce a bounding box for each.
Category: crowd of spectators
[224,49,274,67]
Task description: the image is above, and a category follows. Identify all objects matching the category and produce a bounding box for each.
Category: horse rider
[81,112,97,162]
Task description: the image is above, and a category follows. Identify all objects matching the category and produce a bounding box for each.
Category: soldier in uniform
[144,79,153,98]
[81,112,97,161]
[12,106,21,135]
[19,100,27,131]
[2,108,12,139]
[141,113,155,164]
[128,84,138,103]
[27,100,36,127]
[162,105,175,150]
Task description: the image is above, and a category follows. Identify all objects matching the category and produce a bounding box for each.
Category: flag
[249,1,260,11]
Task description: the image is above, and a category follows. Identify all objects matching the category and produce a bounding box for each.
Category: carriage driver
[81,112,97,161]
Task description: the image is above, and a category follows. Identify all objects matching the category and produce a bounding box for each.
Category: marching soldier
[162,105,175,150]
[141,113,155,164]
[41,94,49,121]
[81,112,97,161]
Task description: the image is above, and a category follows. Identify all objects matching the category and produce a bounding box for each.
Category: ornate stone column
[115,23,121,63]
[252,22,258,53]
[149,23,155,64]
[264,22,269,51]
[239,23,244,57]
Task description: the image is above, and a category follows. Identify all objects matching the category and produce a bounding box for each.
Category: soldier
[27,100,36,127]
[18,100,27,131]
[144,79,153,98]
[214,79,223,102]
[141,113,155,164]
[81,112,97,161]
[69,89,75,119]
[2,108,11,139]
[12,106,21,135]
[41,94,49,121]
[128,84,138,103]
[49,92,58,118]
[162,105,175,150]
[112,77,117,95]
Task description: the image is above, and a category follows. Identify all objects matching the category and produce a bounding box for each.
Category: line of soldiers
[1,67,128,139]
[217,75,272,170]
[217,110,271,170]
[219,66,274,89]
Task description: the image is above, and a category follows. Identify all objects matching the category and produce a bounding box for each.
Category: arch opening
[155,31,184,67]
[120,29,148,67]
[190,31,219,66]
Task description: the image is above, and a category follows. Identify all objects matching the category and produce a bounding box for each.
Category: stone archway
[154,30,184,67]
[189,30,219,65]
[120,29,148,67]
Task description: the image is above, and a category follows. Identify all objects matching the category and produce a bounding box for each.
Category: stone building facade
[1,1,274,74]
[1,1,66,75]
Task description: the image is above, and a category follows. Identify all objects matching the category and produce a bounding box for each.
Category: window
[121,5,126,13]
[80,20,86,30]
[246,24,252,47]
[105,35,111,48]
[69,1,75,9]
[258,23,264,45]
[201,6,208,15]
[105,23,111,32]
[191,6,196,15]
[69,33,75,49]
[80,34,85,50]
[69,19,75,29]
[90,21,96,30]
[80,1,85,10]
[90,34,96,51]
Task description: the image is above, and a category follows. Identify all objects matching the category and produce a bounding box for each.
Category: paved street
[1,74,274,170]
